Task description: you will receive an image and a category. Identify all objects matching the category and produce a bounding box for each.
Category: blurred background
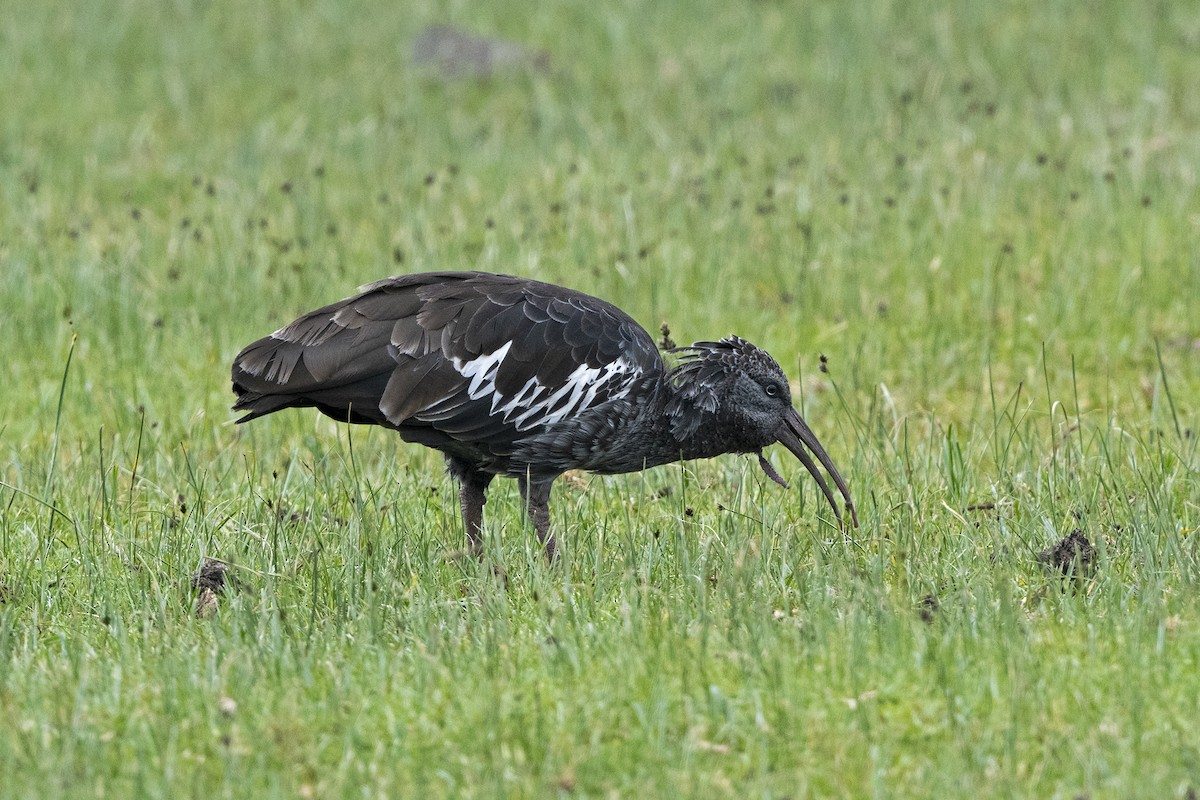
[2,0,1196,455]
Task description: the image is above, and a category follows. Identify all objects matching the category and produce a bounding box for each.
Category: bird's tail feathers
[230,387,300,423]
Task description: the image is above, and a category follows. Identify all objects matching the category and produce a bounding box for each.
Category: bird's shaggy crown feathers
[668,336,782,391]
[664,336,785,438]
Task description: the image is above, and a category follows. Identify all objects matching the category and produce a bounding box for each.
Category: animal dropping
[232,271,858,559]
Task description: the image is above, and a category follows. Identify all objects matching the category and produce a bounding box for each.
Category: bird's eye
[764,383,778,397]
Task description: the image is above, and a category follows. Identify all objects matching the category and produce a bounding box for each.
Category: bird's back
[231,271,664,475]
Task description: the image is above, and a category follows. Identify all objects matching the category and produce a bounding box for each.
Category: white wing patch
[455,341,513,397]
[450,345,636,431]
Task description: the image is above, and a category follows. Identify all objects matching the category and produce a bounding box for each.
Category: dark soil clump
[1038,530,1097,577]
[918,594,939,623]
[191,558,241,618]
[413,25,549,79]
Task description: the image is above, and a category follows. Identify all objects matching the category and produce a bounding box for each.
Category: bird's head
[667,336,858,527]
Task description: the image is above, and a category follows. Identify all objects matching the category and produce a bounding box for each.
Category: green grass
[2,0,1199,796]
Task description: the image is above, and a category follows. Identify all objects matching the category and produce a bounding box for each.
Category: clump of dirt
[1038,530,1097,577]
[191,558,240,618]
[413,25,549,79]
[918,594,939,623]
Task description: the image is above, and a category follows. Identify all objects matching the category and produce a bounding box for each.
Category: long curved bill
[767,407,859,528]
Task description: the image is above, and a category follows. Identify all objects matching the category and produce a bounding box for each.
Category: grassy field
[2,0,1199,796]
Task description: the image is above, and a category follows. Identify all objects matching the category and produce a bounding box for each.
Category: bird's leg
[459,477,490,556]
[447,458,493,556]
[518,474,557,561]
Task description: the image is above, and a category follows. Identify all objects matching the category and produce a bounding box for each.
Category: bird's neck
[638,381,742,467]
[574,378,753,477]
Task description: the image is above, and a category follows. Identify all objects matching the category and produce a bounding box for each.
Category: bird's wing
[231,272,663,447]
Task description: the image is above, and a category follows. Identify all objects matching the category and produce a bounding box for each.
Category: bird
[231,271,858,559]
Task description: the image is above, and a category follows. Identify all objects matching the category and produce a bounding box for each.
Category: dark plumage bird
[231,271,858,558]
